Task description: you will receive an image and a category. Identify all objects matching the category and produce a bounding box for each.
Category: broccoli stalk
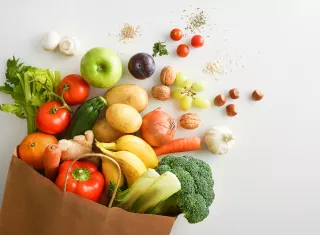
[111,169,160,211]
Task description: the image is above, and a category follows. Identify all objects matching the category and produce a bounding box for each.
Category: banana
[97,141,147,187]
[101,157,125,190]
[98,135,158,169]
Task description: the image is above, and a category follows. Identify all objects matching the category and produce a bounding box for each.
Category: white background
[0,0,320,234]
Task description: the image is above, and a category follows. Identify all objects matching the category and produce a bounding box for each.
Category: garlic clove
[42,31,60,51]
[59,36,80,56]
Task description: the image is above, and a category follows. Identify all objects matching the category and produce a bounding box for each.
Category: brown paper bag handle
[63,153,121,208]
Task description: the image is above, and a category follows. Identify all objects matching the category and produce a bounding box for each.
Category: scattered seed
[118,23,141,44]
[203,61,225,77]
[183,8,209,34]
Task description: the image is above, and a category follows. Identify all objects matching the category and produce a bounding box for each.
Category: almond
[160,66,176,86]
[180,113,201,130]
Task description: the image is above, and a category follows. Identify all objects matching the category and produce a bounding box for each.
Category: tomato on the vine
[176,44,189,57]
[191,35,204,48]
[170,28,183,41]
[36,101,71,135]
[57,74,90,106]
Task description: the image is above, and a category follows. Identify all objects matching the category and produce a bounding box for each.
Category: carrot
[43,144,61,181]
[153,136,202,156]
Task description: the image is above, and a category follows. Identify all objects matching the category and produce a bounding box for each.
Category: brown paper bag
[0,156,176,235]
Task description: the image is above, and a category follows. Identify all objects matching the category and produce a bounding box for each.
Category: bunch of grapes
[172,72,210,111]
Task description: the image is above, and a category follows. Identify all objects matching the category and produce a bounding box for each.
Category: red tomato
[36,101,71,135]
[177,44,189,57]
[191,35,204,48]
[57,74,90,106]
[170,28,183,41]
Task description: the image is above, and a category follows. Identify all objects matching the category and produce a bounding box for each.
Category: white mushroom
[42,31,60,51]
[59,36,80,56]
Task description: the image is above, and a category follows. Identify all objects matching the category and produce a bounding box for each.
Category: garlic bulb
[59,37,80,56]
[42,31,60,51]
[204,126,235,155]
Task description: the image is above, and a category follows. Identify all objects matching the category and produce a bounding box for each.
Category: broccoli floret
[158,155,176,166]
[153,155,214,224]
[179,194,209,224]
[169,167,196,195]
[156,165,172,175]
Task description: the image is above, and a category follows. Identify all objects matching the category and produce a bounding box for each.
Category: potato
[92,119,125,143]
[104,84,148,112]
[106,104,142,133]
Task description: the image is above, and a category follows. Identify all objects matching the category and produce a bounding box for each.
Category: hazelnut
[160,66,176,86]
[252,90,264,101]
[229,88,240,99]
[226,104,237,117]
[214,94,226,107]
[180,113,200,130]
[152,85,171,101]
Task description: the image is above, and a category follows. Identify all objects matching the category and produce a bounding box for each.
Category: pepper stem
[72,168,91,182]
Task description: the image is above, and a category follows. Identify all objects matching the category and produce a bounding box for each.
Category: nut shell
[180,113,201,130]
[226,104,237,117]
[252,90,264,101]
[214,94,226,106]
[160,66,176,86]
[151,85,171,101]
[229,88,240,99]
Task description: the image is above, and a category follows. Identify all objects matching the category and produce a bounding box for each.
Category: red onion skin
[141,108,176,147]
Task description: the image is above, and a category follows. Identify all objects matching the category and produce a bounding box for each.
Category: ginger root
[59,130,94,161]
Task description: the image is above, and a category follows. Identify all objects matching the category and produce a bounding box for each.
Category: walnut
[151,85,171,101]
[180,113,201,130]
[160,66,176,86]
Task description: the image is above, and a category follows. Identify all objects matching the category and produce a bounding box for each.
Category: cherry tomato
[36,101,71,135]
[176,44,189,57]
[170,28,183,41]
[57,74,90,106]
[191,35,204,48]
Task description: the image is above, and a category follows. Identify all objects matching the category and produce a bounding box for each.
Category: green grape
[172,88,185,100]
[175,72,187,87]
[180,96,193,111]
[193,96,210,109]
[184,79,193,90]
[191,81,205,92]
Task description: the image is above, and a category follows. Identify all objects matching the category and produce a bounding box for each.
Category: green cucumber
[64,96,107,139]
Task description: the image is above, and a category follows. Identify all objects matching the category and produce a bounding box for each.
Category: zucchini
[64,96,107,139]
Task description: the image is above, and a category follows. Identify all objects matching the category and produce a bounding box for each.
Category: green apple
[80,47,122,88]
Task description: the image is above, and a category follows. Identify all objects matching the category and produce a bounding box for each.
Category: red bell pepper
[55,160,104,202]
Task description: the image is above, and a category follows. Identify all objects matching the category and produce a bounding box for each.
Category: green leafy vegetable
[152,41,169,57]
[0,104,25,118]
[0,56,61,133]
